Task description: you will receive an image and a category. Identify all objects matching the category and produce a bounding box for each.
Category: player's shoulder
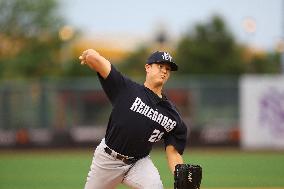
[111,65,138,84]
[110,64,148,94]
[165,98,179,111]
[166,99,184,121]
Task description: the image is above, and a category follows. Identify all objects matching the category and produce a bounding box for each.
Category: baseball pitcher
[79,50,202,189]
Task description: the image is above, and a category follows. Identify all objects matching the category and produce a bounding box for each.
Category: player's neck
[144,81,163,98]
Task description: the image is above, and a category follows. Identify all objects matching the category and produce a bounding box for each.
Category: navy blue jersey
[98,65,187,158]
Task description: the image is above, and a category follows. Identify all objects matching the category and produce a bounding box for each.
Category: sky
[59,0,283,51]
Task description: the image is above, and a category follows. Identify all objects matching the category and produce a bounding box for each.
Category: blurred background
[0,0,284,188]
[0,0,283,149]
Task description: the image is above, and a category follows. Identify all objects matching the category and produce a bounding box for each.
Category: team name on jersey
[129,97,176,132]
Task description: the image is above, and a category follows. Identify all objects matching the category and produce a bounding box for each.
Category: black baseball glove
[174,164,202,189]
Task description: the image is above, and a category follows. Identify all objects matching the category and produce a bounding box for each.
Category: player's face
[146,63,171,86]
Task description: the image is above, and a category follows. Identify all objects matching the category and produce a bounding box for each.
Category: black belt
[104,146,138,165]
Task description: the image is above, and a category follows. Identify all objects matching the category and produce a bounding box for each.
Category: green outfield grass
[0,148,284,189]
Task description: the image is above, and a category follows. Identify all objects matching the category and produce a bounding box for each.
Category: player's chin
[157,79,167,86]
[161,77,169,84]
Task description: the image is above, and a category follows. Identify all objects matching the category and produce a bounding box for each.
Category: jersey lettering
[152,110,158,121]
[161,116,168,126]
[137,101,145,114]
[156,113,163,124]
[146,108,153,119]
[130,97,176,132]
[130,98,141,111]
[142,105,150,116]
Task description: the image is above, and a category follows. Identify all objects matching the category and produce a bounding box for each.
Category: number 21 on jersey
[148,129,164,142]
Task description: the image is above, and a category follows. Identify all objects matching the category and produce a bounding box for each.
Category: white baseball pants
[84,139,163,189]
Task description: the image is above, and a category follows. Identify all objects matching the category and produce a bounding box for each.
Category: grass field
[0,148,284,189]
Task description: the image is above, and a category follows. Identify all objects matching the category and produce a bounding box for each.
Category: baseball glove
[174,164,202,189]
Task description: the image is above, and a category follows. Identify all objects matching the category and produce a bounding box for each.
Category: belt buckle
[104,147,137,165]
[124,157,136,165]
[119,155,132,164]
[119,155,131,164]
[121,157,126,163]
[123,157,130,164]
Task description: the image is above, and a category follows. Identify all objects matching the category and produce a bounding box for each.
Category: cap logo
[162,52,172,62]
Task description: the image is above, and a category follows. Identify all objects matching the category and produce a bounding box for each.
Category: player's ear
[145,64,151,73]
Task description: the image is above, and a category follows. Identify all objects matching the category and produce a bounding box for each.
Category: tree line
[0,0,281,80]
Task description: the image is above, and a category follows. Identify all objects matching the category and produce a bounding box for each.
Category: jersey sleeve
[97,64,129,105]
[164,120,188,155]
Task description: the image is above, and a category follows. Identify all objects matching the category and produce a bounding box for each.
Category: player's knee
[124,176,163,189]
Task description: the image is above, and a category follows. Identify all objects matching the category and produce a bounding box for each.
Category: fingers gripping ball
[174,164,202,189]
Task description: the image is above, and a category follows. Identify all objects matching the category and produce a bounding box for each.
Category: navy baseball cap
[146,51,178,71]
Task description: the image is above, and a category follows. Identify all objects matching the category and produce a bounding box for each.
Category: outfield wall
[240,75,284,150]
[1,75,284,150]
[0,76,239,148]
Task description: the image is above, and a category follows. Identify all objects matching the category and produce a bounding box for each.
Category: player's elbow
[166,145,180,156]
[85,53,111,77]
